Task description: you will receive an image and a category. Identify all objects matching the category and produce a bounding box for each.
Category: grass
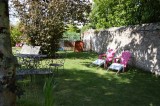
[15,50,160,106]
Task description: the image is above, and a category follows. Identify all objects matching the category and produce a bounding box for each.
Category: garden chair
[91,49,115,68]
[107,50,131,74]
[16,45,41,70]
[49,51,67,74]
[17,44,41,55]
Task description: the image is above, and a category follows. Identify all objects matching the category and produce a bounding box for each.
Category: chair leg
[116,70,120,75]
[106,69,109,72]
[55,66,59,76]
[97,65,100,69]
[49,67,54,77]
[123,67,125,72]
[104,62,108,69]
[89,63,94,67]
[116,67,124,74]
[104,63,106,68]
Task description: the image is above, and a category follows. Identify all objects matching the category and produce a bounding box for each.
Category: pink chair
[108,51,131,74]
[91,49,115,68]
[98,49,115,68]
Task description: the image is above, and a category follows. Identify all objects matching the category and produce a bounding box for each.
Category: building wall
[82,23,160,73]
[61,40,74,51]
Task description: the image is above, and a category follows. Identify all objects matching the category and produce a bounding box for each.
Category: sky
[10,16,19,26]
[9,1,20,26]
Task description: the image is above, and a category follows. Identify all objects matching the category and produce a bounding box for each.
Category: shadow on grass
[16,51,160,106]
[16,67,160,106]
[54,68,160,106]
[16,74,54,106]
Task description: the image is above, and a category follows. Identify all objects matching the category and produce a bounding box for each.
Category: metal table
[16,54,54,76]
[16,54,47,69]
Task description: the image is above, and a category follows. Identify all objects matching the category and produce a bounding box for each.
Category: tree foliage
[11,0,91,55]
[63,24,81,41]
[65,24,80,33]
[89,0,160,29]
[10,24,22,46]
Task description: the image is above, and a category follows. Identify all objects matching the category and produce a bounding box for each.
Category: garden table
[16,54,53,76]
[16,54,47,69]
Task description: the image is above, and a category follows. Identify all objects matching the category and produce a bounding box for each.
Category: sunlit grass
[14,49,160,106]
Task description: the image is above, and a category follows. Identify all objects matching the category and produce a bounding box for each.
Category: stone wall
[82,23,160,73]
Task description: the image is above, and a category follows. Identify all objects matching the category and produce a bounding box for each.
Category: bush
[10,25,22,46]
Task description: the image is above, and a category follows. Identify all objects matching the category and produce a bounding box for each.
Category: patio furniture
[16,54,47,69]
[107,50,131,74]
[92,59,106,68]
[17,44,41,55]
[16,45,42,69]
[16,53,53,81]
[16,45,52,77]
[49,51,67,74]
[91,49,115,68]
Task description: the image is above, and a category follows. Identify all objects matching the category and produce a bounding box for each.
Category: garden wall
[82,23,160,73]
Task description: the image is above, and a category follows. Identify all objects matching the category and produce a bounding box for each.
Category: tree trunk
[0,0,17,106]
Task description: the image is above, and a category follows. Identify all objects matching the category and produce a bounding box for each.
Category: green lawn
[15,51,160,106]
